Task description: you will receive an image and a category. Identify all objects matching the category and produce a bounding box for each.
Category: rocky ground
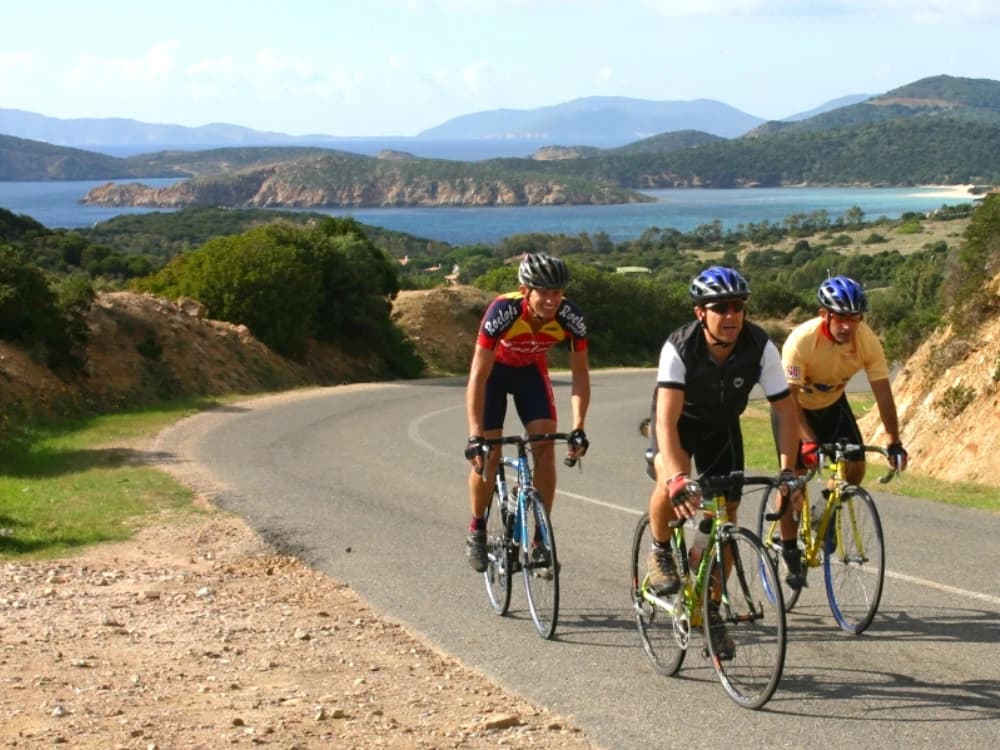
[0,512,594,749]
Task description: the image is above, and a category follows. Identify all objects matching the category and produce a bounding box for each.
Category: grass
[0,399,223,560]
[742,394,999,512]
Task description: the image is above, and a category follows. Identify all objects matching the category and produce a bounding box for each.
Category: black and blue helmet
[689,266,750,304]
[817,275,867,314]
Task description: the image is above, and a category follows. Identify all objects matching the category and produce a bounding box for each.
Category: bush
[0,246,90,370]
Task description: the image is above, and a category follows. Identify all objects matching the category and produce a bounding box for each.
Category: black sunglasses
[704,300,746,314]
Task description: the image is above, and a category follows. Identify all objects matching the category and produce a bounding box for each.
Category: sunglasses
[704,300,746,314]
[829,312,863,323]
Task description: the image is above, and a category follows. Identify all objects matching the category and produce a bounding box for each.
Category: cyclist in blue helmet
[782,274,907,489]
[643,266,803,646]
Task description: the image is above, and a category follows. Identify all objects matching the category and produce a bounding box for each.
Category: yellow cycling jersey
[782,317,889,410]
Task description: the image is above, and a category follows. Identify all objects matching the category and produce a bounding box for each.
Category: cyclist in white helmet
[463,252,590,574]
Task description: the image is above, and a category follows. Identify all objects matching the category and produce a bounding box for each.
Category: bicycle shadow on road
[772,664,999,722]
[783,602,999,645]
[773,603,1000,720]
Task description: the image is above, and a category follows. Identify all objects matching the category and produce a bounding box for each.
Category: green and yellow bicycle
[631,470,799,709]
[757,440,900,634]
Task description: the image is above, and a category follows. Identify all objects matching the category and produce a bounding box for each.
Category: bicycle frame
[797,442,896,567]
[492,444,535,551]
[643,472,788,640]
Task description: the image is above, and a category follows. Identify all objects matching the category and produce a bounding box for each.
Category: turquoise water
[0,181,975,245]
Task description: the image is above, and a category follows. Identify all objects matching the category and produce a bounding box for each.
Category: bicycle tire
[705,526,787,710]
[756,484,805,612]
[521,490,559,639]
[630,513,686,676]
[823,487,885,634]
[483,486,512,616]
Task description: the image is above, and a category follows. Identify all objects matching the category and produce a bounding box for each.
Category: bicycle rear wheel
[521,490,559,639]
[630,513,686,676]
[705,527,786,710]
[756,484,805,612]
[483,487,512,616]
[823,487,885,634]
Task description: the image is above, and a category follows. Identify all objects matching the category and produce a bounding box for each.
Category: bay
[0,181,975,246]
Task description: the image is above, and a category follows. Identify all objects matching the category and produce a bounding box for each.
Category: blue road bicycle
[474,433,578,639]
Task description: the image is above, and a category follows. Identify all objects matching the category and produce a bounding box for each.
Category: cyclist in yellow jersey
[781,275,908,489]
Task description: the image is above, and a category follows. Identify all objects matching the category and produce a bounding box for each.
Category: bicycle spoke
[824,488,885,634]
[483,488,512,616]
[756,485,805,612]
[521,490,559,639]
[706,527,786,709]
[630,513,687,676]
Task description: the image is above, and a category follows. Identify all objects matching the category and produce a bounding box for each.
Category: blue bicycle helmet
[689,266,750,304]
[817,275,867,314]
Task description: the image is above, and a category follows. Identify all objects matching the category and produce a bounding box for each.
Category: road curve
[156,370,1000,748]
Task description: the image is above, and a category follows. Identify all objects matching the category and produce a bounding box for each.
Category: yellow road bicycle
[756,440,901,634]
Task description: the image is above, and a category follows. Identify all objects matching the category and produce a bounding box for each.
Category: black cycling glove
[464,436,486,461]
[568,428,589,453]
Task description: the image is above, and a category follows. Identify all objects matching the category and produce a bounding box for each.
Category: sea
[0,179,976,247]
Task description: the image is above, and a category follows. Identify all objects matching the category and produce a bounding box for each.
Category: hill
[417,95,764,142]
[860,271,1000,485]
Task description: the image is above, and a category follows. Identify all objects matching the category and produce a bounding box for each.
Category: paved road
[157,370,1000,749]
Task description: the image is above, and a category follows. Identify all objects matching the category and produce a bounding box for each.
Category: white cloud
[638,0,1000,20]
[595,66,613,84]
[0,51,33,71]
[254,49,313,77]
[67,41,181,91]
[462,62,488,94]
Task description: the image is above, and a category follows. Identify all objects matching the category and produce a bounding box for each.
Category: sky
[1,0,997,137]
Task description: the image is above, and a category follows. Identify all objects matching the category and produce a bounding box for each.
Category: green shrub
[937,383,976,418]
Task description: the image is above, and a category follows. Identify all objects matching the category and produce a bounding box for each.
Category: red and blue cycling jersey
[477,292,588,367]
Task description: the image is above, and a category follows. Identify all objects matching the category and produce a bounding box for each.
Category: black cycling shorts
[483,361,556,431]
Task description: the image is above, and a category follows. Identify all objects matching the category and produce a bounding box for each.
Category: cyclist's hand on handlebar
[668,473,701,518]
[886,441,908,472]
[465,436,487,473]
[567,428,589,458]
[778,468,804,497]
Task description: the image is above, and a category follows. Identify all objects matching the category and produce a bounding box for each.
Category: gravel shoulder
[1,507,597,749]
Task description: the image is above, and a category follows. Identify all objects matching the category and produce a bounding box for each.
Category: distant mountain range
[1,76,998,204]
[0,91,869,157]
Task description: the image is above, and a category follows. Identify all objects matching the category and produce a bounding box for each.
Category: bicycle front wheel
[483,487,512,616]
[824,487,885,634]
[521,490,559,639]
[630,513,686,676]
[705,527,786,710]
[756,484,805,612]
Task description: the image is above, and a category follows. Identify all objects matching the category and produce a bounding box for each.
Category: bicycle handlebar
[667,470,802,528]
[818,441,901,484]
[472,432,583,475]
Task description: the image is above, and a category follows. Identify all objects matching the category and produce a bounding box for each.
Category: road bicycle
[630,470,798,709]
[756,440,900,634]
[475,432,579,640]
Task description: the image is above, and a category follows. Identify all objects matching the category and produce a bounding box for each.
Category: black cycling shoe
[783,549,807,590]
